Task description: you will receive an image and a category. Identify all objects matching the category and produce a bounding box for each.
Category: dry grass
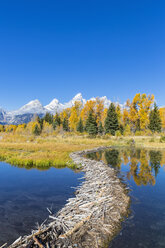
[0,134,113,168]
[0,133,164,168]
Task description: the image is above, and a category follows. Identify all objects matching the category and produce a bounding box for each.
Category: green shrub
[103,133,112,139]
[135,130,142,136]
[115,130,122,137]
[127,138,135,146]
[145,129,153,136]
[123,124,131,136]
[149,138,155,143]
[160,136,165,143]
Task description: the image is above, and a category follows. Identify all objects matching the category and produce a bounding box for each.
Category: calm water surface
[0,163,83,245]
[86,148,165,248]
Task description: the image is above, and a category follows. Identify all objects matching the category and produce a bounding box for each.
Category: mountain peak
[70,93,85,104]
[45,98,59,106]
[44,98,60,113]
[14,99,44,115]
[20,99,42,108]
[25,99,42,106]
[72,93,83,100]
[0,95,124,124]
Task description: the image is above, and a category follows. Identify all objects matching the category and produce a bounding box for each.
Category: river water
[86,147,165,248]
[0,163,83,246]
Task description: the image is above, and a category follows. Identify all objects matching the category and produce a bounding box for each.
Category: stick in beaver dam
[7,146,130,248]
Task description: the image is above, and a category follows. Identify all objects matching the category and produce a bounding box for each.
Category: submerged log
[8,147,130,248]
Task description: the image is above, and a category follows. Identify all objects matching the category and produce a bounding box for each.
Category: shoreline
[8,146,130,248]
[1,135,165,169]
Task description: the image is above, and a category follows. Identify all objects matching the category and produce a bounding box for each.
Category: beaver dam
[7,147,129,248]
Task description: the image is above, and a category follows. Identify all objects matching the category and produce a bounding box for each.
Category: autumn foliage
[0,93,164,137]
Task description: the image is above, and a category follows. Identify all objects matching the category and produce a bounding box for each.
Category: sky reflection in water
[0,163,83,246]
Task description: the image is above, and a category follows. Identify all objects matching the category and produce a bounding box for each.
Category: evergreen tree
[149,150,162,177]
[98,121,104,135]
[33,124,41,136]
[104,103,119,135]
[85,111,92,132]
[149,103,162,133]
[77,118,84,133]
[36,115,40,123]
[37,116,44,130]
[63,118,69,131]
[119,124,124,135]
[53,113,61,130]
[85,112,98,136]
[2,125,5,132]
[44,112,53,124]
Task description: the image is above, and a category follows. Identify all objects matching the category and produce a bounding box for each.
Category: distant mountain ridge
[0,93,122,125]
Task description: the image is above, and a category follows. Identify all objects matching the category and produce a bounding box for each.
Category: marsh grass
[0,133,164,168]
[0,134,113,168]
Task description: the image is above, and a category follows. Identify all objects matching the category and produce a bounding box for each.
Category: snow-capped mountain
[44,98,61,113]
[61,93,86,110]
[0,93,123,125]
[8,99,45,116]
[90,96,112,109]
[0,108,6,124]
[44,93,86,114]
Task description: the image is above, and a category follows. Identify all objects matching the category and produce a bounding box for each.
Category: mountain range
[0,93,122,125]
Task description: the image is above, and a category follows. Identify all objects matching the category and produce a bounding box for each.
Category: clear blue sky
[0,0,164,110]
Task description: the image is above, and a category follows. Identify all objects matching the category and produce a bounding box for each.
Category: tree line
[0,93,163,136]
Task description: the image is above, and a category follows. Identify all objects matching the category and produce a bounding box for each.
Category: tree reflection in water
[105,149,121,168]
[149,150,162,177]
[86,148,165,186]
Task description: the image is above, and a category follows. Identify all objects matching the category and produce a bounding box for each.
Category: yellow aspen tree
[24,121,35,135]
[60,108,71,122]
[126,93,154,131]
[137,94,154,130]
[80,100,96,124]
[126,98,139,131]
[15,124,26,134]
[42,120,53,135]
[123,108,129,126]
[123,124,131,136]
[95,98,104,124]
[6,124,17,133]
[0,125,4,132]
[116,105,122,125]
[69,101,82,131]
[159,107,165,130]
[101,108,108,124]
[69,106,79,131]
[139,150,155,186]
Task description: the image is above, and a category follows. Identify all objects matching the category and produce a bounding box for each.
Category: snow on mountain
[44,93,86,113]
[4,100,45,125]
[0,94,124,124]
[62,93,86,109]
[10,99,45,115]
[44,98,59,112]
[90,96,112,108]
[44,99,64,113]
[71,93,86,104]
[0,107,6,123]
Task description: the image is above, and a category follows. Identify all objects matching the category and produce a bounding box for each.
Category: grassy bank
[0,134,113,169]
[0,133,164,169]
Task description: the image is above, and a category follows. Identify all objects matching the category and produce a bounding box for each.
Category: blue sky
[0,0,164,110]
